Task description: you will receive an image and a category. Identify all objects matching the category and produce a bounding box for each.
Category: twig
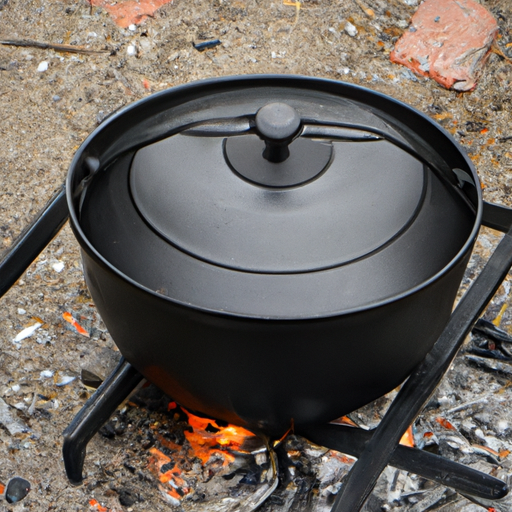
[353,0,375,18]
[0,38,110,55]
[283,0,301,26]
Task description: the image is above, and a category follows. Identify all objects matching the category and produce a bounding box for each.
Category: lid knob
[255,103,301,163]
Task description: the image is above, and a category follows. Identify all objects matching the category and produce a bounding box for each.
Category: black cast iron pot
[66,75,481,437]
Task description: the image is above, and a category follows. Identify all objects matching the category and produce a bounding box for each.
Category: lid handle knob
[255,103,301,163]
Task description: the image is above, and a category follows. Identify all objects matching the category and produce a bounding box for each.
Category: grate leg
[62,358,144,485]
[299,424,508,501]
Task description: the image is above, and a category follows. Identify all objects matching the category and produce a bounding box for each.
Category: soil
[1,0,512,511]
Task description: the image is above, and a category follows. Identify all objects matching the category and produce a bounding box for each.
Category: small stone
[52,95,61,102]
[118,487,137,506]
[128,24,137,31]
[51,261,65,273]
[56,375,76,387]
[17,308,26,315]
[497,420,509,433]
[5,477,30,504]
[37,61,48,72]
[127,44,138,56]
[344,21,357,37]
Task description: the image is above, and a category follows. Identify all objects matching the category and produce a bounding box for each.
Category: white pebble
[128,24,137,31]
[37,61,49,72]
[52,261,65,273]
[13,322,42,342]
[497,420,509,433]
[40,370,54,379]
[17,308,26,315]
[344,21,357,37]
[56,375,76,387]
[127,45,138,56]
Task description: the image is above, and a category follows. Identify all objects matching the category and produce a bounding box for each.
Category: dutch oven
[67,75,481,437]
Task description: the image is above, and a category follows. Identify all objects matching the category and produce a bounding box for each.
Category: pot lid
[129,101,425,273]
[73,76,480,318]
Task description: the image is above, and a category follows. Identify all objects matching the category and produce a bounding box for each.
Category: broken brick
[390,0,498,91]
[89,0,173,29]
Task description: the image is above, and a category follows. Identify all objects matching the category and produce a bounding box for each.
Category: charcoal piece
[117,487,137,506]
[205,422,221,433]
[160,462,174,473]
[123,462,136,473]
[99,421,116,438]
[473,318,512,344]
[465,121,487,133]
[5,477,30,504]
[81,369,103,389]
[239,464,263,485]
[114,421,126,435]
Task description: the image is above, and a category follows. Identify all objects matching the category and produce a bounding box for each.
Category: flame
[399,425,415,448]
[147,404,259,502]
[182,408,257,466]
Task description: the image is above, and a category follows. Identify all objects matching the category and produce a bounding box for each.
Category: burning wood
[136,399,361,511]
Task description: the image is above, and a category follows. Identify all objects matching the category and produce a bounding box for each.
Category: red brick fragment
[89,0,173,28]
[390,0,498,91]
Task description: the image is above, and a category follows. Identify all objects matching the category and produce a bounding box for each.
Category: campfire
[105,377,508,512]
[117,391,358,512]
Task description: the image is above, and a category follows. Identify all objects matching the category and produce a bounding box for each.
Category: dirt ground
[1,0,512,511]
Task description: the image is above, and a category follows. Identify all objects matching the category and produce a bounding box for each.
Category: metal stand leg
[299,424,508,501]
[329,220,512,510]
[0,185,69,298]
[62,358,144,485]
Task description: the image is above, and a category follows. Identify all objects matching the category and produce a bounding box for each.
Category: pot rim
[67,74,483,320]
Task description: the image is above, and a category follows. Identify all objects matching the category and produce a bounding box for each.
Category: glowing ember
[330,415,359,427]
[89,499,108,512]
[330,451,356,465]
[399,425,415,448]
[182,407,257,465]
[147,403,259,503]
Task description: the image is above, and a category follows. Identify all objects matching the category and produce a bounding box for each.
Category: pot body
[67,75,482,437]
[80,242,471,436]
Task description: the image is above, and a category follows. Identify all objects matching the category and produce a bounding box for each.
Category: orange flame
[435,417,456,431]
[147,405,259,502]
[63,311,90,337]
[89,499,108,512]
[182,408,257,466]
[399,425,415,448]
